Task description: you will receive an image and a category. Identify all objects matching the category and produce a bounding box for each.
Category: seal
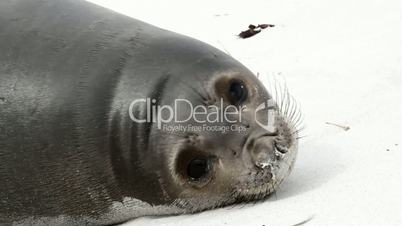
[0,0,301,225]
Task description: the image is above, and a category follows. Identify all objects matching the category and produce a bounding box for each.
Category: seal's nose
[250,136,276,170]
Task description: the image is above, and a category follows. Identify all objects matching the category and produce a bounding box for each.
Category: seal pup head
[110,33,302,216]
[155,72,300,212]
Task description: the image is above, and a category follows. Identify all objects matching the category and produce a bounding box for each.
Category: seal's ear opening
[175,148,214,188]
[215,77,249,106]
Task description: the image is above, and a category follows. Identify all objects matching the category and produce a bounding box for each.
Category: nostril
[274,143,288,154]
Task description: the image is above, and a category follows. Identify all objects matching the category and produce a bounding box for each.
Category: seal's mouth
[231,168,278,203]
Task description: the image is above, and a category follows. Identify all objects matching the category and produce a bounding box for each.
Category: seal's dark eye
[187,157,210,181]
[228,80,248,105]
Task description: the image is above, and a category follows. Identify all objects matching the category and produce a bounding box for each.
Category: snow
[88,0,402,225]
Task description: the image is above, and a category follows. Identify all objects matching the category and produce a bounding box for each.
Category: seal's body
[0,0,300,225]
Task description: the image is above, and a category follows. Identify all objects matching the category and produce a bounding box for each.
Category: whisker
[265,75,305,139]
[296,136,307,140]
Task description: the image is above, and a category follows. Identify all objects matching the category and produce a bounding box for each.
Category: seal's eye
[228,80,248,105]
[187,157,211,181]
[176,149,214,186]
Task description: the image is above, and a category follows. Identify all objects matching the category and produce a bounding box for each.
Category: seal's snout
[250,135,277,169]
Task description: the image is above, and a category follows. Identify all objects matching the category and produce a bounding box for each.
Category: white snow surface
[88,0,402,225]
